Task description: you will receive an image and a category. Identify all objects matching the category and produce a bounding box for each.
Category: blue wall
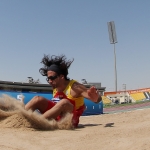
[0,90,103,115]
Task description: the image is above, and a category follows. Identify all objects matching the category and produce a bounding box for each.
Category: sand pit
[0,95,150,150]
[0,94,73,130]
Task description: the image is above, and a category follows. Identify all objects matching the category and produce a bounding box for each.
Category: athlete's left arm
[72,82,102,103]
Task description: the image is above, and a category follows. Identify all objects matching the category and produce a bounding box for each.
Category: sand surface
[0,95,150,150]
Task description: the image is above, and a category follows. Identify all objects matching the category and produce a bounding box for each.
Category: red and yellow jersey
[52,80,84,110]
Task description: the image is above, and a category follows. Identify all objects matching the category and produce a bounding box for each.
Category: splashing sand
[0,94,73,130]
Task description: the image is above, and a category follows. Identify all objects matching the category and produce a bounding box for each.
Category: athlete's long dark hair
[39,54,74,80]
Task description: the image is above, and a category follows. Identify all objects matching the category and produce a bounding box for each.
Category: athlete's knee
[31,96,44,103]
[25,96,45,110]
[58,99,74,111]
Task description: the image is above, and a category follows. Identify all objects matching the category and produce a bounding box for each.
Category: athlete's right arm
[71,82,101,103]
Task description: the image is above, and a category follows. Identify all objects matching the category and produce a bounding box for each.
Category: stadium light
[107,21,118,92]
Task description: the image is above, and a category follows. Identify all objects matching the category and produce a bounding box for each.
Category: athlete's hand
[87,86,101,103]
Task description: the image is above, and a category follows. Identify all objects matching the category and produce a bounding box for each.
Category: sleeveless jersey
[52,80,84,110]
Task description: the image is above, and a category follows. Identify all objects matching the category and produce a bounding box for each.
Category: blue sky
[0,0,150,91]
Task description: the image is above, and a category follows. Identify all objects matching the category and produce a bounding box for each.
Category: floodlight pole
[114,43,117,92]
[107,21,118,92]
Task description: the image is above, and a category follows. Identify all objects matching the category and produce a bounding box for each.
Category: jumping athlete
[25,54,102,127]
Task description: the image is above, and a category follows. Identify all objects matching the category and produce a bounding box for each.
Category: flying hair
[39,54,74,80]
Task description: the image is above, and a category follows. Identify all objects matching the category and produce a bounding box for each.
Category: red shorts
[42,100,56,113]
[41,100,85,127]
[72,105,85,127]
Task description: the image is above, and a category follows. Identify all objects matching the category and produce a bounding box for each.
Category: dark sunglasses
[46,75,58,82]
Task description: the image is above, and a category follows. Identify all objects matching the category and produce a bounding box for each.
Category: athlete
[25,54,102,127]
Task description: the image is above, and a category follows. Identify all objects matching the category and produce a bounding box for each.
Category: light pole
[123,84,126,102]
[107,21,118,92]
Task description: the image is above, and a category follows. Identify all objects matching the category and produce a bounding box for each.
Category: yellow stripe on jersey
[53,80,84,109]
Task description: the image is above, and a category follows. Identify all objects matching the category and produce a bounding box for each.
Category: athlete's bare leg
[43,99,74,119]
[25,96,49,113]
[25,96,74,119]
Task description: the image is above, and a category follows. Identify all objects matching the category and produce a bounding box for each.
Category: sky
[0,0,150,91]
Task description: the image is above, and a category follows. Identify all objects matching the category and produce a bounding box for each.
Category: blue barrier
[0,90,103,115]
[83,98,103,115]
